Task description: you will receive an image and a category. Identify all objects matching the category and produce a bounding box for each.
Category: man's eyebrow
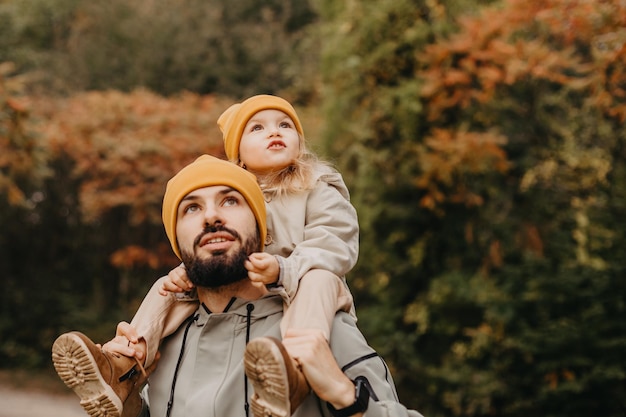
[180,187,239,202]
[180,194,200,203]
[218,187,238,196]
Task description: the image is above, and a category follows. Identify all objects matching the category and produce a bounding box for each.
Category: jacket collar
[195,294,283,326]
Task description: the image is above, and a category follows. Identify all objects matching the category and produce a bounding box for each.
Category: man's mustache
[193,224,240,247]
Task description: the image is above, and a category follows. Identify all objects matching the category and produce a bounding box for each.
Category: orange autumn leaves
[420,0,624,120]
[30,89,228,225]
[414,0,625,212]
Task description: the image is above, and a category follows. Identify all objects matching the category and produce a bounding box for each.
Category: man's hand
[245,252,280,288]
[282,329,359,412]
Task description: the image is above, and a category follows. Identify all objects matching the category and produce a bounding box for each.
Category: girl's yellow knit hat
[162,154,266,260]
[217,95,304,162]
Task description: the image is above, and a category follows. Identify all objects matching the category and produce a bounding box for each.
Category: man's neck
[196,281,267,313]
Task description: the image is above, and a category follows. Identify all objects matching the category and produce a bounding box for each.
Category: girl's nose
[268,126,281,137]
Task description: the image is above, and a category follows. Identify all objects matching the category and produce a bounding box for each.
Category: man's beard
[181,225,260,289]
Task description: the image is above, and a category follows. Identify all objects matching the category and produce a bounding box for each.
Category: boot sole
[52,333,123,417]
[244,338,290,417]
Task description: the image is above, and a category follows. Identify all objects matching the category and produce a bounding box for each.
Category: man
[55,155,424,417]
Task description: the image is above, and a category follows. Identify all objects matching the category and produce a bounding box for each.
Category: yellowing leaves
[110,245,161,269]
[414,129,509,212]
[544,369,576,390]
[0,63,49,206]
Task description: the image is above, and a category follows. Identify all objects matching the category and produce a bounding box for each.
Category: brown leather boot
[52,331,146,417]
[244,336,310,417]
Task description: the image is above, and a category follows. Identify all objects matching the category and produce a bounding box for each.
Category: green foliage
[0,1,625,416]
[320,0,626,415]
[0,0,318,97]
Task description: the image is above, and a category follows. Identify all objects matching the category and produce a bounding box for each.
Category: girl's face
[239,109,300,174]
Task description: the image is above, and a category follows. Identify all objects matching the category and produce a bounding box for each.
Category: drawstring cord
[162,302,254,417]
[166,313,199,417]
[244,303,255,417]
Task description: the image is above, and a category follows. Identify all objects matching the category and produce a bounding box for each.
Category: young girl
[52,95,359,417]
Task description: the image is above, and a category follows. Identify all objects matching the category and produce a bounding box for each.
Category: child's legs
[279,269,354,342]
[130,276,198,367]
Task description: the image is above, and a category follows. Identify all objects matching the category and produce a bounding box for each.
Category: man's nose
[203,205,223,225]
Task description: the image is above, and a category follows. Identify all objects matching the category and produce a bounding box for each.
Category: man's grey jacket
[140,295,424,417]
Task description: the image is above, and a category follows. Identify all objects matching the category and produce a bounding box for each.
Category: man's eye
[223,196,238,207]
[184,204,199,213]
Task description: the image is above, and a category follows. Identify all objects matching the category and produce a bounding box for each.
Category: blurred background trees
[321,1,625,415]
[0,0,318,97]
[1,0,624,416]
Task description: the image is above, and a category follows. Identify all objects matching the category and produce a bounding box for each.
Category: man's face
[176,185,260,288]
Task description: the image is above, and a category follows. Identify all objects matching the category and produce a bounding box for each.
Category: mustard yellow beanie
[162,154,266,259]
[217,95,305,162]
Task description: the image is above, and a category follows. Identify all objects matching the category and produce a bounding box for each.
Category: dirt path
[0,369,86,417]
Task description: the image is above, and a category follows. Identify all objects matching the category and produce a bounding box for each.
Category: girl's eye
[279,121,292,129]
[251,124,263,132]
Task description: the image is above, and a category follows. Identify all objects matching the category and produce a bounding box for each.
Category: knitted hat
[162,154,266,259]
[217,95,305,162]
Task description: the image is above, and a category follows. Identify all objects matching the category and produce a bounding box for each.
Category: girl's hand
[158,263,194,296]
[100,321,144,363]
[245,252,279,287]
